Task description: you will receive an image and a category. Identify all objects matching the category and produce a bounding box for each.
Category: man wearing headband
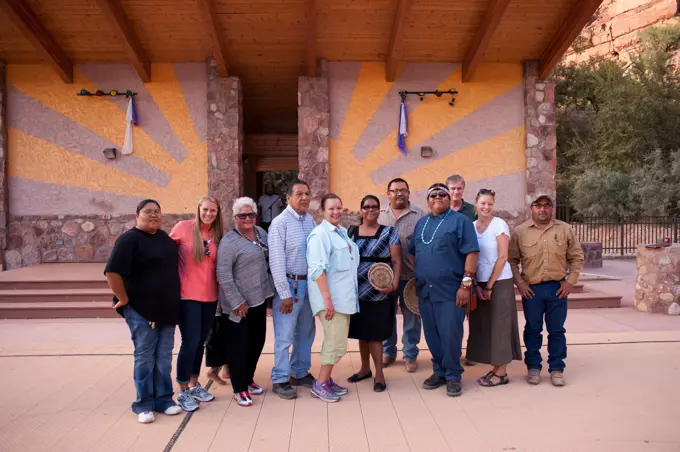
[408,183,480,397]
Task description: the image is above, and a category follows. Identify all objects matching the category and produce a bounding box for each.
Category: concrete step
[0,288,113,303]
[0,280,110,290]
[0,301,118,319]
[515,291,622,310]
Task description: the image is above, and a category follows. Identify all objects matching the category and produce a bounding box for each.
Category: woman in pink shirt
[170,196,224,412]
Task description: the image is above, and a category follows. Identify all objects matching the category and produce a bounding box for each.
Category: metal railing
[564,216,680,256]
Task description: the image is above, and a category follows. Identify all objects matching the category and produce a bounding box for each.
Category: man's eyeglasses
[235,213,257,220]
[532,203,553,210]
[361,205,380,210]
[203,240,211,257]
[428,192,449,199]
[388,189,409,195]
[141,209,161,217]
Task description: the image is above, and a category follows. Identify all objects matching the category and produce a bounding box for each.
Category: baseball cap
[531,192,554,204]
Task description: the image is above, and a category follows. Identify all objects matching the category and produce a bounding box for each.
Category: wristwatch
[461,276,473,289]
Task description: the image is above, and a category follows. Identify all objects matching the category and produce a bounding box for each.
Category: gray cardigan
[216,227,275,323]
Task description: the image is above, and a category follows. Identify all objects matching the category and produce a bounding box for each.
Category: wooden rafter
[306,0,317,77]
[385,0,413,82]
[198,0,228,78]
[461,0,510,82]
[0,0,73,83]
[539,0,604,80]
[94,0,151,83]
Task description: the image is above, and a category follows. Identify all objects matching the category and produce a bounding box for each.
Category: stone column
[0,61,9,270]
[523,61,557,216]
[207,60,243,229]
[636,244,680,314]
[298,61,330,218]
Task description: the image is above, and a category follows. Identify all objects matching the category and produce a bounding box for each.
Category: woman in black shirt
[104,199,183,424]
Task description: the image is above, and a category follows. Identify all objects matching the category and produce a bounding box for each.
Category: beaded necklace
[421,209,451,245]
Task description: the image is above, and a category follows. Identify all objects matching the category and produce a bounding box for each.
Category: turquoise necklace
[421,209,451,245]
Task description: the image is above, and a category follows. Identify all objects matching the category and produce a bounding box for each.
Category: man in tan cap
[509,193,584,387]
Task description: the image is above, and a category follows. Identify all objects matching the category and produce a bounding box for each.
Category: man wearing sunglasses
[409,183,479,397]
[509,193,584,387]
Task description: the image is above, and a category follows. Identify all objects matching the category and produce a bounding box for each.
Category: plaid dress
[348,225,400,341]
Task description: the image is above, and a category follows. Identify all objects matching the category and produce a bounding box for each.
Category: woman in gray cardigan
[216,197,275,407]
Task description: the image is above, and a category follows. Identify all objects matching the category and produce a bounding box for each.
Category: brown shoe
[405,360,417,373]
[550,371,565,387]
[527,369,541,385]
[383,355,396,367]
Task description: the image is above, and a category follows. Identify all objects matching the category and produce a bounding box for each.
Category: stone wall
[298,63,330,218]
[207,60,243,229]
[581,242,604,268]
[4,214,192,270]
[635,243,680,314]
[0,61,8,268]
[524,61,557,217]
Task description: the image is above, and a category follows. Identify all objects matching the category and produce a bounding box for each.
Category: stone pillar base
[635,244,680,313]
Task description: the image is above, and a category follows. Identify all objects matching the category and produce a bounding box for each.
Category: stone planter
[581,242,603,269]
[635,244,680,314]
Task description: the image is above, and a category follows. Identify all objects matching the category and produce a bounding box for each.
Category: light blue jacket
[306,220,360,316]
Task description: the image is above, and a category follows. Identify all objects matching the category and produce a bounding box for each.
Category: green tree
[555,24,680,217]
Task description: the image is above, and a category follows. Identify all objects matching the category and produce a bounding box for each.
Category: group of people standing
[105,173,584,423]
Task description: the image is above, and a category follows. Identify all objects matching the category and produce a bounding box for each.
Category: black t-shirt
[104,228,181,325]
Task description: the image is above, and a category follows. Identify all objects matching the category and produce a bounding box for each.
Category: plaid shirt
[268,205,316,300]
[378,203,423,281]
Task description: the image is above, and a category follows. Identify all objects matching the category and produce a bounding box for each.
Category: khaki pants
[317,311,350,365]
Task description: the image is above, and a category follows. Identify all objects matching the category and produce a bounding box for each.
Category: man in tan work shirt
[509,193,584,387]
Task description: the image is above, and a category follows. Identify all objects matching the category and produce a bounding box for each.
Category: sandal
[479,372,509,387]
[347,370,373,383]
[478,371,494,384]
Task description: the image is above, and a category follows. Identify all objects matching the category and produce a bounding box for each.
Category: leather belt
[286,274,307,280]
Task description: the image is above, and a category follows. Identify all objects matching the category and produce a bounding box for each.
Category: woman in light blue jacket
[306,193,359,403]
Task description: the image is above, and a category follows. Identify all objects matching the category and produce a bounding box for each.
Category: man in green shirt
[446,174,477,221]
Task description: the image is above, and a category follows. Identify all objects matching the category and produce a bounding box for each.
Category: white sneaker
[138,411,155,424]
[164,405,182,416]
[248,383,265,395]
[234,391,253,407]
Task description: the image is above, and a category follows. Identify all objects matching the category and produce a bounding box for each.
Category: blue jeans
[419,298,465,381]
[522,281,568,372]
[383,280,422,361]
[123,305,176,414]
[176,299,217,384]
[271,279,316,384]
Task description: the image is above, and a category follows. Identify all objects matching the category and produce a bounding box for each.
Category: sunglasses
[532,203,553,210]
[479,188,496,196]
[428,192,449,199]
[203,240,211,257]
[235,213,257,220]
[361,205,380,210]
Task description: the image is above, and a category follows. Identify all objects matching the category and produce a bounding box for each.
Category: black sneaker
[446,380,462,397]
[290,373,315,388]
[422,374,446,390]
[272,382,297,399]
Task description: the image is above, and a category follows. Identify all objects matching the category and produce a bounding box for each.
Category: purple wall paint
[9,177,142,216]
[370,85,524,185]
[174,62,208,143]
[7,86,170,187]
[352,63,457,160]
[328,62,361,140]
[78,64,188,163]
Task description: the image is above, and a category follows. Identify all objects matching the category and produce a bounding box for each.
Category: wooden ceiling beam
[306,0,317,77]
[0,0,73,83]
[539,0,604,80]
[94,0,151,83]
[385,0,414,82]
[198,0,228,78]
[461,0,510,82]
